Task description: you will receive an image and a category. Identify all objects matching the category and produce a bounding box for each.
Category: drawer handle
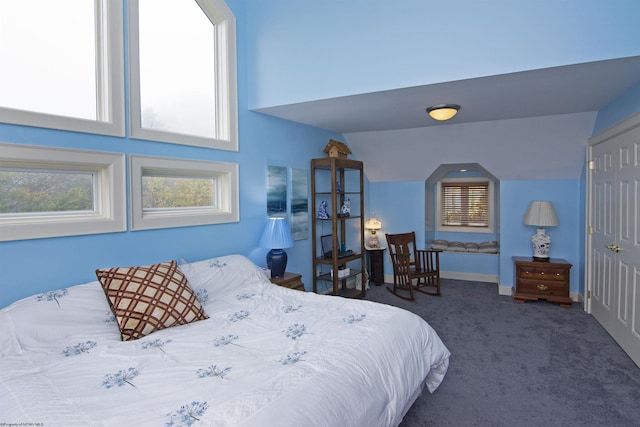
[537,284,548,291]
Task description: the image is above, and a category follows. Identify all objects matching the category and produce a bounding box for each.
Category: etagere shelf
[311,157,365,298]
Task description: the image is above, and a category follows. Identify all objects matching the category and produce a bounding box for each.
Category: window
[1,170,94,214]
[0,0,124,136]
[129,155,239,231]
[128,0,238,150]
[0,143,126,241]
[437,178,494,232]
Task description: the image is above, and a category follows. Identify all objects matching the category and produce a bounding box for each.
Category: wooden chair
[385,232,441,301]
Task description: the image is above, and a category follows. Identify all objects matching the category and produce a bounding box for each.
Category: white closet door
[588,114,640,368]
[590,138,617,332]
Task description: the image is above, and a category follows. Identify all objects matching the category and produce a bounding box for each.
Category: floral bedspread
[0,255,450,427]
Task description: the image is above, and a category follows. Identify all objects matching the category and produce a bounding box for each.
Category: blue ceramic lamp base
[267,249,287,278]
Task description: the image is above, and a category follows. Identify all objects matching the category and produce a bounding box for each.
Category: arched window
[128,0,238,151]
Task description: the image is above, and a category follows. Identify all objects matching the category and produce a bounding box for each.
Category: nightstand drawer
[516,266,568,282]
[517,279,568,297]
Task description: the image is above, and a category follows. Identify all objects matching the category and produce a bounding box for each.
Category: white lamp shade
[523,201,559,227]
[259,218,294,249]
[364,218,382,230]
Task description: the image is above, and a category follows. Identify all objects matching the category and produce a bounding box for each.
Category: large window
[0,1,239,240]
[0,0,124,136]
[0,143,126,241]
[128,0,238,150]
[129,155,239,231]
[437,178,494,232]
[0,0,237,147]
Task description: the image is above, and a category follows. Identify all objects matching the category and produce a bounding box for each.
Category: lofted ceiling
[254,56,640,134]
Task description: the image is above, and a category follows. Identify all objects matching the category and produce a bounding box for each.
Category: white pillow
[2,281,121,354]
[478,245,499,254]
[464,242,479,252]
[178,254,270,301]
[430,240,449,250]
[446,242,466,252]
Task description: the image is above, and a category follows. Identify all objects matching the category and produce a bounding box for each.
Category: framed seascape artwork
[290,168,309,240]
[266,165,287,218]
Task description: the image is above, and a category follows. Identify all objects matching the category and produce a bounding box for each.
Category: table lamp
[364,217,382,248]
[523,201,559,261]
[259,217,294,278]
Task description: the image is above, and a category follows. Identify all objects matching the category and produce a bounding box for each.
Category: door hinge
[588,226,594,235]
[588,290,592,299]
[588,160,595,170]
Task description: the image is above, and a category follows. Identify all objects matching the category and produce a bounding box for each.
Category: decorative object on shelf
[259,217,294,278]
[364,217,382,248]
[426,104,460,121]
[339,199,351,217]
[331,267,350,279]
[323,139,352,158]
[523,200,559,261]
[317,200,330,219]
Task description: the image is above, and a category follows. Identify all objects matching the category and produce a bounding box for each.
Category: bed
[0,254,450,426]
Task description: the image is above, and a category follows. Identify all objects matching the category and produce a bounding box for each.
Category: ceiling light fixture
[426,104,460,121]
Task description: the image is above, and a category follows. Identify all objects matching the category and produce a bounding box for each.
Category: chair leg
[386,274,415,301]
[415,276,441,296]
[386,285,415,301]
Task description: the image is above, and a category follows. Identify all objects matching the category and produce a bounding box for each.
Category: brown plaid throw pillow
[96,260,208,341]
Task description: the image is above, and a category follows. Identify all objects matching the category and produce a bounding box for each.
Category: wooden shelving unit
[311,157,365,298]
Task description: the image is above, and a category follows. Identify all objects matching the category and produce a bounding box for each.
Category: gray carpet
[364,279,640,427]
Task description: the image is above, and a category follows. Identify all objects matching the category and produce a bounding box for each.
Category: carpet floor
[364,279,640,427]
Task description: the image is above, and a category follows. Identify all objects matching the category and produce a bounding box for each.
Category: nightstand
[269,272,305,291]
[365,247,386,286]
[513,256,572,308]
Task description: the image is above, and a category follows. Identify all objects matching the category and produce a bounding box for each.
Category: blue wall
[0,0,342,307]
[248,0,640,109]
[593,81,640,134]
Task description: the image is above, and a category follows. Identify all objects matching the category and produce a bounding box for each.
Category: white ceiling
[254,56,640,134]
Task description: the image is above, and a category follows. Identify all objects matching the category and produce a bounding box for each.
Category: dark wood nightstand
[365,247,386,286]
[513,256,572,308]
[269,272,305,291]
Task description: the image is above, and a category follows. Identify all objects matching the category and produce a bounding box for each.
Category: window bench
[429,240,500,283]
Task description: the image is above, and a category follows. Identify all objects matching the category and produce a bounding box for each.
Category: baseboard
[440,271,499,283]
[498,285,513,296]
[384,271,499,284]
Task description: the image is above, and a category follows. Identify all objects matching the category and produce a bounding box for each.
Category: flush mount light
[426,104,460,121]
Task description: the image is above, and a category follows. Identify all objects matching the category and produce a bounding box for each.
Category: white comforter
[0,255,449,427]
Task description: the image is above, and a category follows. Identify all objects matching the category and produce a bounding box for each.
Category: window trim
[129,154,239,231]
[436,177,495,233]
[0,143,126,241]
[0,0,125,137]
[127,0,238,151]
